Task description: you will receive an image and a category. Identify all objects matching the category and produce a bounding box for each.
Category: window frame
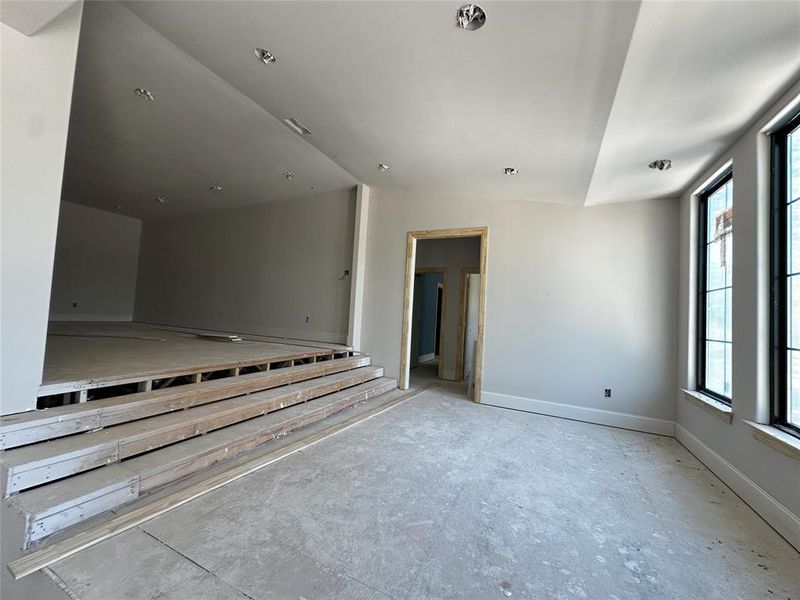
[770,108,800,438]
[696,167,734,404]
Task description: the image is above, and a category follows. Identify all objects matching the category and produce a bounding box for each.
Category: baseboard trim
[418,353,435,363]
[675,424,800,552]
[481,392,675,436]
[49,314,133,322]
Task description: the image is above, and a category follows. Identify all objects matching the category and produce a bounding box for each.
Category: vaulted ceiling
[58,1,800,217]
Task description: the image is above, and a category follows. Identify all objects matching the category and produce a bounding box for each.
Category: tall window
[697,169,734,402]
[771,109,800,435]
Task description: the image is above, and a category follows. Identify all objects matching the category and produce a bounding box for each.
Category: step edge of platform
[14,376,396,547]
[4,367,384,492]
[0,356,372,449]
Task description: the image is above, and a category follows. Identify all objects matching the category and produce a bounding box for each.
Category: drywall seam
[481,391,675,436]
[675,424,800,552]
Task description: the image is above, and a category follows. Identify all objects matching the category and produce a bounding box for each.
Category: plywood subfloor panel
[41,322,349,394]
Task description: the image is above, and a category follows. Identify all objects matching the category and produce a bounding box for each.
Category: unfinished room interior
[1,0,799,598]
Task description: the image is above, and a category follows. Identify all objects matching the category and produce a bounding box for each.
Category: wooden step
[0,355,371,450]
[10,377,397,546]
[1,366,383,494]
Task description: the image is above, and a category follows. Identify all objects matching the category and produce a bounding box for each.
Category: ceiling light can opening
[254,48,276,65]
[135,88,155,101]
[156,196,168,205]
[648,159,672,171]
[456,4,486,31]
[378,163,390,172]
[503,167,519,175]
[209,184,224,192]
[283,171,295,181]
[283,117,312,135]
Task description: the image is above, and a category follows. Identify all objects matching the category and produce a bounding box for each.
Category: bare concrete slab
[35,385,800,600]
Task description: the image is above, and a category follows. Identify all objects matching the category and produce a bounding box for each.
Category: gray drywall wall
[134,189,356,343]
[677,81,800,519]
[415,237,480,379]
[0,2,83,416]
[360,189,679,422]
[49,202,142,321]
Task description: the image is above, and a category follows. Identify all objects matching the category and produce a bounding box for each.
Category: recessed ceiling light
[378,163,390,172]
[283,117,312,135]
[648,159,672,171]
[503,167,519,175]
[254,48,277,65]
[283,171,295,181]
[209,184,224,192]
[134,88,155,101]
[456,4,486,31]
[156,196,168,205]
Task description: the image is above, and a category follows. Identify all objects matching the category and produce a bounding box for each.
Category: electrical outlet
[305,316,310,323]
[604,388,612,398]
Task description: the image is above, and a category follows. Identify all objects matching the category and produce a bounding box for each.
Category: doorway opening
[400,228,488,401]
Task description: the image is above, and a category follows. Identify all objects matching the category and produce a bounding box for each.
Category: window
[771,108,800,435]
[697,169,734,403]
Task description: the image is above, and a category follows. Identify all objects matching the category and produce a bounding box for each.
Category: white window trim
[682,389,733,424]
[744,421,800,461]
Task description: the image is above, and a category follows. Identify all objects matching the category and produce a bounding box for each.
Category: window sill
[743,421,800,461]
[681,389,733,424]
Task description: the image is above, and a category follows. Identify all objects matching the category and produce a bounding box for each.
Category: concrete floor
[32,383,800,599]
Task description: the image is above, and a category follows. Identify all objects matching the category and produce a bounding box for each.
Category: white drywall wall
[0,2,83,416]
[134,189,356,344]
[415,237,480,380]
[360,189,679,422]
[347,184,369,349]
[677,81,800,523]
[49,202,142,321]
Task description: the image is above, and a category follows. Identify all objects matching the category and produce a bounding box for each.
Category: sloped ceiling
[0,0,76,36]
[60,1,800,217]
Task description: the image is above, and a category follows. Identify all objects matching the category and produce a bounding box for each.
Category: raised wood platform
[39,322,352,399]
[2,348,395,550]
[1,355,370,449]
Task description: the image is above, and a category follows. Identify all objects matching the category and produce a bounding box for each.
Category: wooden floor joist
[7,384,434,580]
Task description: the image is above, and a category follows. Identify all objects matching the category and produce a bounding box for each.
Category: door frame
[399,227,488,402]
[413,267,447,379]
[455,266,480,381]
